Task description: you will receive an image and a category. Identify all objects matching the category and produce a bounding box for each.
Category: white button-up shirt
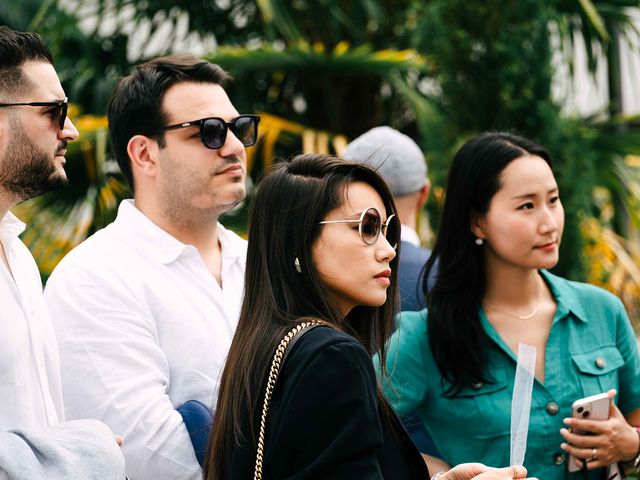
[400,224,420,247]
[44,200,247,480]
[0,212,63,431]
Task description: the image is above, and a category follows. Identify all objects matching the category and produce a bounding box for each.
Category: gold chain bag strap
[254,320,327,480]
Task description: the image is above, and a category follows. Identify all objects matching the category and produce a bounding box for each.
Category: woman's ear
[470,210,485,240]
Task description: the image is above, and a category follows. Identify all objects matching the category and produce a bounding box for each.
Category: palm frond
[577,0,610,42]
[556,0,640,77]
[208,42,431,76]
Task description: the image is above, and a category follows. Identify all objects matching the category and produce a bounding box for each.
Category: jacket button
[472,382,483,390]
[553,452,565,465]
[595,357,606,369]
[546,402,559,415]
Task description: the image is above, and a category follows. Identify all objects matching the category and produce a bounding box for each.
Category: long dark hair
[205,153,400,478]
[423,132,552,394]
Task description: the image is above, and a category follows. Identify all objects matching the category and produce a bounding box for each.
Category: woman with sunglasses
[377,132,640,480]
[204,154,528,480]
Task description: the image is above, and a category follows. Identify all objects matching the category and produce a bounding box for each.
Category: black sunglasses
[0,97,68,130]
[319,207,398,249]
[153,114,260,149]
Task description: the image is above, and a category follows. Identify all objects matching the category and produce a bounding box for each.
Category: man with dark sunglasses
[45,55,256,480]
[0,26,124,479]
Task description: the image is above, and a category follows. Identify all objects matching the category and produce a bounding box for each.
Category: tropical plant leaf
[208,42,431,75]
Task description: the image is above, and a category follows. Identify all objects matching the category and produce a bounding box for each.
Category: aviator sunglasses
[0,97,68,130]
[153,114,260,149]
[319,206,398,249]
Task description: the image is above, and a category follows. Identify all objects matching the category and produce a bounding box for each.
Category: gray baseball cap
[343,126,427,196]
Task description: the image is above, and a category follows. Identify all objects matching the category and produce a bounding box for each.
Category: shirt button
[553,452,565,465]
[472,382,483,390]
[546,402,559,415]
[595,357,606,369]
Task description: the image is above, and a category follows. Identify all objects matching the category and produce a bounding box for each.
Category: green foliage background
[2,0,640,322]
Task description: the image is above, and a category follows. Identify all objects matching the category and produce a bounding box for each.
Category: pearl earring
[294,257,302,273]
[475,238,483,245]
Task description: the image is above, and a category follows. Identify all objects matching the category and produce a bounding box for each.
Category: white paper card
[510,342,536,467]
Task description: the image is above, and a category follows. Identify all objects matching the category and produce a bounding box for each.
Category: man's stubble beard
[0,120,68,202]
[158,152,246,229]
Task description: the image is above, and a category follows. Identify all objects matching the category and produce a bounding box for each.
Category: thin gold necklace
[484,278,543,320]
[484,300,539,320]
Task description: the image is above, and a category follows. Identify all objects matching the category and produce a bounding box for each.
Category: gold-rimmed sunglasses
[319,206,398,249]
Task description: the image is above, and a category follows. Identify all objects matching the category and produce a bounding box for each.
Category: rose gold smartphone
[567,393,611,472]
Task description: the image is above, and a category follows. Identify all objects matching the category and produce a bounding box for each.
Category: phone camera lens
[577,407,584,413]
[583,411,590,418]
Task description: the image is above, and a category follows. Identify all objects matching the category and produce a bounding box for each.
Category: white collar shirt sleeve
[0,212,126,479]
[44,200,247,480]
[399,224,421,247]
[0,212,63,431]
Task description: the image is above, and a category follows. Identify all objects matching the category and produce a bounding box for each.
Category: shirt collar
[217,222,247,264]
[400,224,420,247]
[539,269,589,323]
[479,270,589,361]
[114,200,246,265]
[0,211,26,246]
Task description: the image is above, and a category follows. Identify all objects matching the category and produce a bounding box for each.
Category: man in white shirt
[45,55,257,479]
[0,26,124,478]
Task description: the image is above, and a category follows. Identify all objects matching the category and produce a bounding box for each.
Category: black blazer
[225,326,429,479]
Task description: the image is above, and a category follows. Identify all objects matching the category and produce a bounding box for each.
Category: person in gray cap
[344,126,435,311]
[344,126,443,463]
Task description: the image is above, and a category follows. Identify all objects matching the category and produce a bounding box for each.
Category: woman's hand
[442,463,528,480]
[560,390,640,470]
[423,453,451,474]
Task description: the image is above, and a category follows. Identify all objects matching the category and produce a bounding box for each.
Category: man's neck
[0,191,17,222]
[134,199,224,283]
[396,209,416,230]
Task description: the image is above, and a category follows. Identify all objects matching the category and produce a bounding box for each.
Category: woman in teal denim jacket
[377,132,640,480]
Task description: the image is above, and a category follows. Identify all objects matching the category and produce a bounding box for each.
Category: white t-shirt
[45,200,247,480]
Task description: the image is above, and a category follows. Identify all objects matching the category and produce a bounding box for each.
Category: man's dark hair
[0,26,54,99]
[108,54,230,193]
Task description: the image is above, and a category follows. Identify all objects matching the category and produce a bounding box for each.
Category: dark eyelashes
[518,196,560,210]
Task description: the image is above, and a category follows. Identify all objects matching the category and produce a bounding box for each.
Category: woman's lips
[374,269,391,286]
[536,240,558,252]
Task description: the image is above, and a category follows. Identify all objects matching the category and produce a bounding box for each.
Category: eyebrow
[332,212,361,221]
[33,98,66,106]
[42,96,66,103]
[510,187,558,200]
